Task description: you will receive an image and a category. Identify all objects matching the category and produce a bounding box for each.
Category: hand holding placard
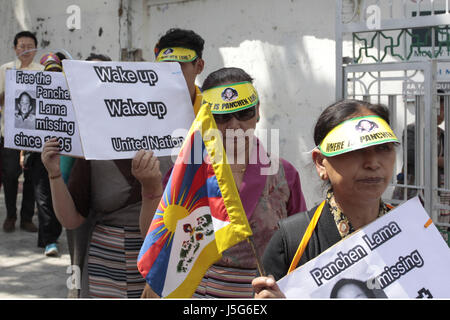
[63,60,194,160]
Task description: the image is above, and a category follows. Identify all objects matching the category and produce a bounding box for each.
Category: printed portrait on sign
[329,278,387,298]
[221,87,238,102]
[355,119,378,133]
[15,90,36,130]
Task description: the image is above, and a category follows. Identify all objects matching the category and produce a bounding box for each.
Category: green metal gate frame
[336,1,450,233]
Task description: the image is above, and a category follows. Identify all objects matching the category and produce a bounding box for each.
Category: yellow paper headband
[202,81,259,114]
[155,47,197,62]
[318,115,399,157]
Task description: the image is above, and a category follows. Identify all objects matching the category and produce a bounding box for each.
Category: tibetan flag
[137,104,253,298]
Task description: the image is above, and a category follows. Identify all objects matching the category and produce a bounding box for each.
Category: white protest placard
[4,69,83,156]
[62,60,195,160]
[278,197,450,298]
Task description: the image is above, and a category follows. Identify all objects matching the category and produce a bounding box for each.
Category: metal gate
[336,0,450,242]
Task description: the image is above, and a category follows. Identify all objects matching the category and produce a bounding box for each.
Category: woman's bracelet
[48,172,62,180]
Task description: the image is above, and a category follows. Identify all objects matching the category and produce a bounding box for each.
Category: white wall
[0,0,338,208]
[0,0,123,61]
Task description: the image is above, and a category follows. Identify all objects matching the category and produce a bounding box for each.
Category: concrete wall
[0,0,338,208]
[0,0,124,61]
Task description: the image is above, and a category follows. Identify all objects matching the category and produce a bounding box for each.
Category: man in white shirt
[0,31,43,233]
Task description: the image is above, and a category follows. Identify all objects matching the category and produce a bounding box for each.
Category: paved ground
[0,177,71,299]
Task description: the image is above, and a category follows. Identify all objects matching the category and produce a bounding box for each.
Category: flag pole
[248,236,266,277]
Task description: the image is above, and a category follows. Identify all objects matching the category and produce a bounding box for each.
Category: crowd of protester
[0,28,447,299]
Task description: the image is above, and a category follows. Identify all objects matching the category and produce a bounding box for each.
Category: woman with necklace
[252,99,398,298]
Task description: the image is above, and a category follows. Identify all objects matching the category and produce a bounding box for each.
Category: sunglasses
[213,107,256,124]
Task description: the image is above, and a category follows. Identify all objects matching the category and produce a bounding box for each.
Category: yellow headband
[318,115,399,157]
[155,47,197,62]
[202,81,259,114]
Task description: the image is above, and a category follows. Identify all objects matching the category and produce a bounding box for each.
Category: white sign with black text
[63,60,195,160]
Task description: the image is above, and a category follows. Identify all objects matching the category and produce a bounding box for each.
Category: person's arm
[131,150,163,238]
[41,138,85,229]
[261,226,292,281]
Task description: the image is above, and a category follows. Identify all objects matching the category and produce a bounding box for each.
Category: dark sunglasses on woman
[213,106,256,124]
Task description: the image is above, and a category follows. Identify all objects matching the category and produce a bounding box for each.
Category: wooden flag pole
[248,236,266,277]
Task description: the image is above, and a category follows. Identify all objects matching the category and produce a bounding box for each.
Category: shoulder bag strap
[287,200,326,274]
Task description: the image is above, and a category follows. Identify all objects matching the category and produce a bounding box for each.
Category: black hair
[314,99,390,146]
[14,31,38,47]
[86,53,112,61]
[329,278,377,298]
[155,28,204,60]
[202,67,254,91]
[55,52,67,61]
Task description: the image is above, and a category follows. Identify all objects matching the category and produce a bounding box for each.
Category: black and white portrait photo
[15,91,36,130]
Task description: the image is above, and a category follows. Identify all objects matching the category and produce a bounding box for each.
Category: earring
[320,173,326,180]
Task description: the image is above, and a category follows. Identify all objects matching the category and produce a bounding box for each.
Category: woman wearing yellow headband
[252,100,398,298]
[190,67,307,298]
